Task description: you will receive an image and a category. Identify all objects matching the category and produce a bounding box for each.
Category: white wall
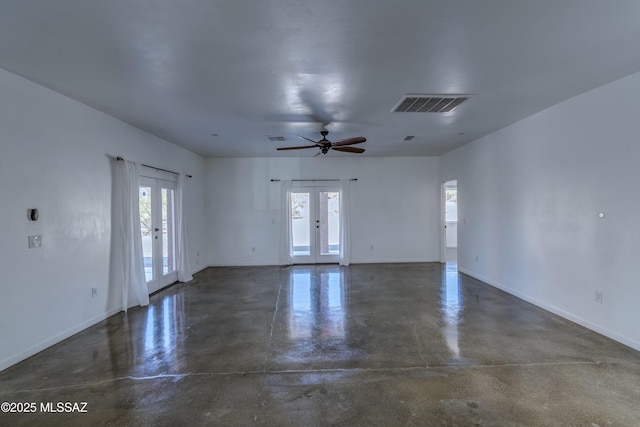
[205,157,440,265]
[440,70,640,351]
[0,69,206,370]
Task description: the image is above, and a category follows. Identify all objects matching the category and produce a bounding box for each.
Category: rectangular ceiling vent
[392,94,471,113]
[403,136,415,141]
[267,136,286,142]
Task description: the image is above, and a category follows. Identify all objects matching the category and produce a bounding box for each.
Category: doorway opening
[139,174,178,294]
[290,185,341,264]
[442,180,458,268]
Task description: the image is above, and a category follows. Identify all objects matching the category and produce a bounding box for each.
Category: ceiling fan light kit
[277,129,366,156]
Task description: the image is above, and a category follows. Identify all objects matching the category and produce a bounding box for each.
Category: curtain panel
[111,159,149,311]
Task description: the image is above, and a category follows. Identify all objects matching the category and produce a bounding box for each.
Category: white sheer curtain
[112,158,149,311]
[176,173,193,282]
[279,180,293,266]
[339,179,351,266]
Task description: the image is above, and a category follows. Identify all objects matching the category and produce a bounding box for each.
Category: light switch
[28,235,42,248]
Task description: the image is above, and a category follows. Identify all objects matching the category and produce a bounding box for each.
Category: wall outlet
[595,291,603,303]
[28,234,42,249]
[252,247,256,253]
[91,287,98,298]
[475,255,479,262]
[370,244,374,251]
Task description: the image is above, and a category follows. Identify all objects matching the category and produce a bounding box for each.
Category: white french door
[139,176,178,293]
[290,186,341,264]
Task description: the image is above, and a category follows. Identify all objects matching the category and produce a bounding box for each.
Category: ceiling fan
[277,130,366,155]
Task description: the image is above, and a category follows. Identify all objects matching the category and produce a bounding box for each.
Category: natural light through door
[291,187,340,264]
[319,191,340,256]
[291,192,311,257]
[140,177,178,293]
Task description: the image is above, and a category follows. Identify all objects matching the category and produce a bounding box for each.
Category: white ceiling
[2,1,640,158]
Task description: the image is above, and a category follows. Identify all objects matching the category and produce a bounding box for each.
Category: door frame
[290,184,341,265]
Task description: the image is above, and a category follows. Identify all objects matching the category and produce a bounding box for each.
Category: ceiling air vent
[392,94,471,113]
[403,136,415,141]
[267,136,286,142]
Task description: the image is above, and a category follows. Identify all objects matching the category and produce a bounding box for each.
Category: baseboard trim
[208,259,441,267]
[208,262,280,267]
[458,267,640,352]
[190,265,209,276]
[350,258,440,264]
[0,307,121,372]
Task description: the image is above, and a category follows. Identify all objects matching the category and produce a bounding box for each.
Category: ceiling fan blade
[277,145,318,150]
[299,89,334,127]
[298,135,319,144]
[331,137,366,147]
[332,146,365,154]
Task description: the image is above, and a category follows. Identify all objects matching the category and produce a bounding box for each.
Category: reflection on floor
[289,267,346,341]
[2,263,639,426]
[445,246,457,267]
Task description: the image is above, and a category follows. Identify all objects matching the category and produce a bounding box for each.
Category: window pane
[162,188,176,275]
[139,185,153,282]
[291,193,310,256]
[319,191,340,255]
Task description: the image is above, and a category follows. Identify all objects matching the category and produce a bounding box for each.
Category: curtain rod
[270,178,357,182]
[116,156,192,178]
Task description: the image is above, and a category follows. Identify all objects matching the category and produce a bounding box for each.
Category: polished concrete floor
[1,263,639,426]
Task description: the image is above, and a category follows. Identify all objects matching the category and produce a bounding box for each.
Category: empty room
[1,1,639,425]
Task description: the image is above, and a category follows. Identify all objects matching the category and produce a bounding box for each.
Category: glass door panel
[291,192,311,257]
[319,191,340,256]
[161,188,176,275]
[139,184,154,283]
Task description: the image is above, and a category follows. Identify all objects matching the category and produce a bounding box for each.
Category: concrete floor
[1,263,639,426]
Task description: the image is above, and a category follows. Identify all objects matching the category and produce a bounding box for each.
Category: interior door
[290,186,341,264]
[139,177,178,293]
